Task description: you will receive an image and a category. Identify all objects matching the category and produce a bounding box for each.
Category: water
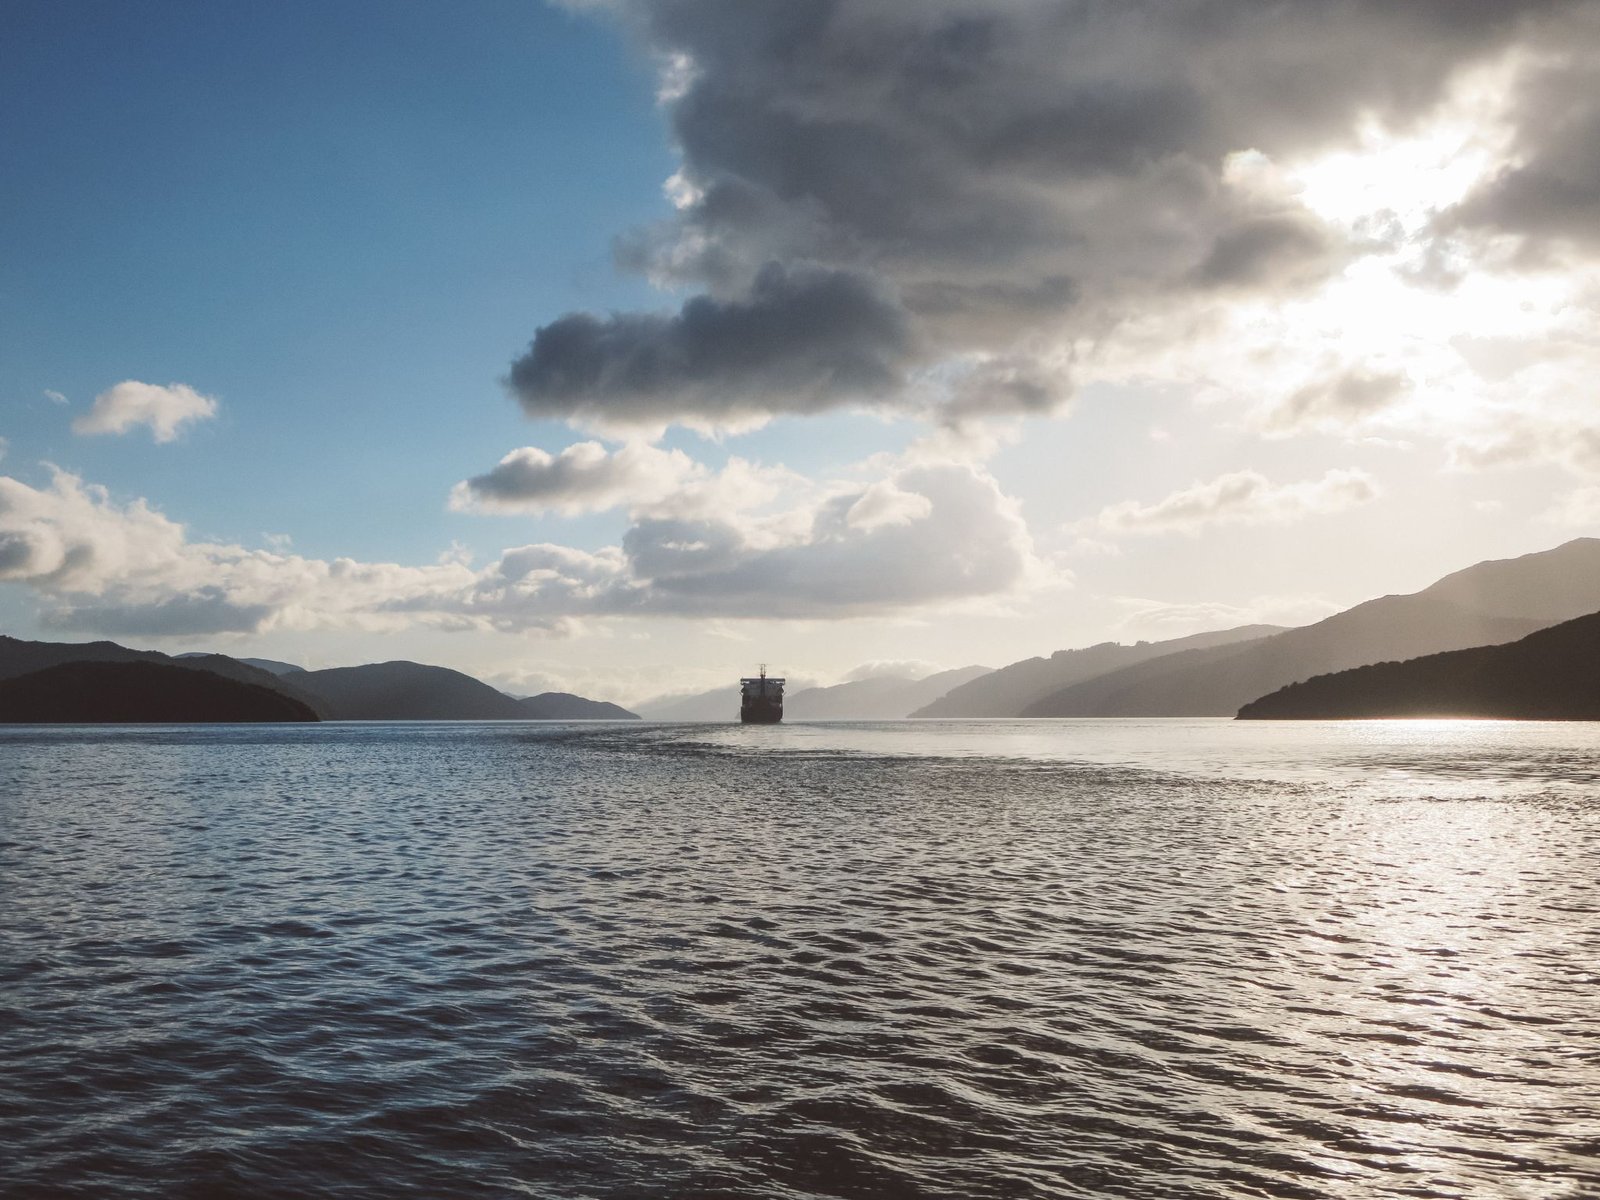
[2,719,1597,1199]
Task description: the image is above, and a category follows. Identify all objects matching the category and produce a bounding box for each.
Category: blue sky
[3,1,1598,702]
[2,0,673,561]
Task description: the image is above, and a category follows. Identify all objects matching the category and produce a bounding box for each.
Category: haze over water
[3,720,1597,1198]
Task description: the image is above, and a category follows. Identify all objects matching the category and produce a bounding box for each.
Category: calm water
[2,719,1598,1199]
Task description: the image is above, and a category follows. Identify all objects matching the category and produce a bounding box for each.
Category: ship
[739,665,785,724]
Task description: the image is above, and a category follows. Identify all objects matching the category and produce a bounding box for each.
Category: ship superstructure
[739,665,785,724]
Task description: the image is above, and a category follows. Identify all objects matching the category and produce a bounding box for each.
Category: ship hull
[739,669,785,724]
[740,701,783,724]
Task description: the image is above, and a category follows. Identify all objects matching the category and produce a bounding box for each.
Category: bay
[2,719,1597,1198]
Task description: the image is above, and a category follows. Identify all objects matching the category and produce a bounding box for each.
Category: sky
[3,0,1599,704]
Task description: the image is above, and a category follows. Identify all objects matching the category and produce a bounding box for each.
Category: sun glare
[1186,55,1600,442]
[1289,62,1520,232]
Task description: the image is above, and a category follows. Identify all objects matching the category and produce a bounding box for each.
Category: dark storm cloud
[508,262,916,427]
[1189,214,1340,291]
[525,0,1580,429]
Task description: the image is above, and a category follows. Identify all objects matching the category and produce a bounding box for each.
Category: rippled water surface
[3,719,1598,1198]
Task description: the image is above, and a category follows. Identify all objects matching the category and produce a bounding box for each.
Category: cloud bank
[1,457,1041,636]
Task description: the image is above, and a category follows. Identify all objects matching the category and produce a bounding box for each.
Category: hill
[0,636,329,716]
[0,661,320,723]
[912,627,1281,718]
[1420,538,1600,621]
[294,661,526,720]
[0,634,165,680]
[0,638,633,722]
[1238,610,1600,720]
[516,692,639,720]
[1024,538,1600,718]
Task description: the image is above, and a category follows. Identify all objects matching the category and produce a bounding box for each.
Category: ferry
[740,666,785,724]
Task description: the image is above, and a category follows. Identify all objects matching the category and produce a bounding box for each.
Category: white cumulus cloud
[449,441,703,515]
[72,381,219,443]
[844,480,934,532]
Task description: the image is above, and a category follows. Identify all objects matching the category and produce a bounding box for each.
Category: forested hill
[1237,610,1600,720]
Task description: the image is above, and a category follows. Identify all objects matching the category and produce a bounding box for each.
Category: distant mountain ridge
[1419,538,1600,620]
[637,665,992,721]
[912,626,1283,718]
[7,537,1599,725]
[1238,609,1600,720]
[637,677,819,721]
[1025,538,1600,717]
[787,665,992,720]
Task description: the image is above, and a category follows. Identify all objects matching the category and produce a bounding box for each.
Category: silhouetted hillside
[295,661,527,720]
[1023,602,1542,717]
[0,635,168,679]
[913,627,1281,718]
[169,654,328,713]
[0,636,639,722]
[1238,610,1600,720]
[0,636,328,716]
[0,661,319,723]
[516,692,639,720]
[1023,539,1600,718]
